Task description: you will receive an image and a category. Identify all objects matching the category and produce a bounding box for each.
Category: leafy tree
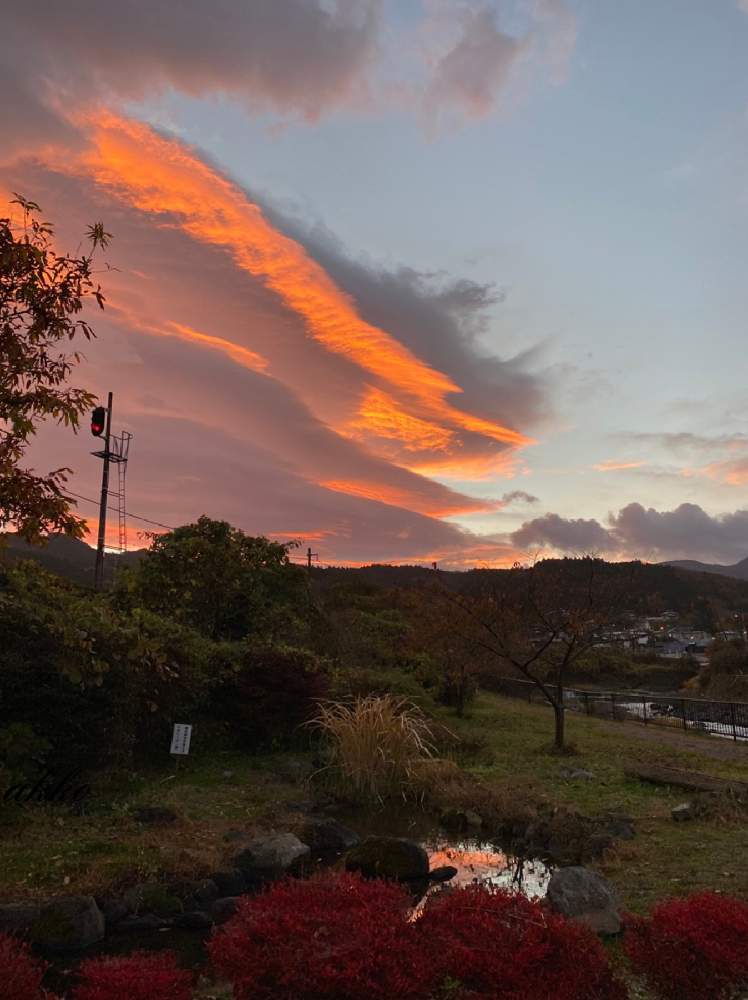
[117,516,306,642]
[1,194,110,541]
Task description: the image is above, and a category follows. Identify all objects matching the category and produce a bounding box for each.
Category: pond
[41,810,551,994]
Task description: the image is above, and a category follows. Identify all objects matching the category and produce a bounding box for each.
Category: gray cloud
[512,502,748,563]
[614,431,748,456]
[511,512,612,552]
[0,1,380,156]
[501,490,539,504]
[270,214,552,442]
[424,6,525,121]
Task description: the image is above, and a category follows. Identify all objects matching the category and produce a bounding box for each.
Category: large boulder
[123,883,183,917]
[546,867,621,935]
[209,869,247,896]
[345,836,429,881]
[232,832,310,879]
[0,903,41,934]
[31,895,105,952]
[299,817,360,855]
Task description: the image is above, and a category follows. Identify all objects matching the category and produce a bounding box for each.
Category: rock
[114,913,169,932]
[439,808,483,831]
[561,768,594,781]
[586,834,613,859]
[672,803,693,822]
[427,865,458,884]
[601,816,636,841]
[173,910,213,930]
[210,897,241,924]
[222,770,235,779]
[300,817,360,854]
[124,883,183,917]
[209,869,247,896]
[0,903,41,934]
[273,758,314,784]
[132,806,178,825]
[546,867,621,935]
[98,897,129,927]
[345,836,430,881]
[31,895,105,952]
[232,833,310,879]
[193,879,219,907]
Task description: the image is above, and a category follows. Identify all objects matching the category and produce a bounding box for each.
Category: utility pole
[307,546,318,570]
[93,392,113,590]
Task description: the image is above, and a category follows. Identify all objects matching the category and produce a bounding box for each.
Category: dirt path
[587,716,748,763]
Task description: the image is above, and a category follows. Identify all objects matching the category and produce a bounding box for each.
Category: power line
[63,490,176,531]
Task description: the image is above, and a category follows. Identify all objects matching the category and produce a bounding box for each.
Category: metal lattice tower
[110,431,133,553]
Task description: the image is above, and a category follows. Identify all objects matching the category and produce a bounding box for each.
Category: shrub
[417,884,627,1000]
[624,891,748,1000]
[310,695,436,802]
[209,872,432,1000]
[72,950,192,1000]
[0,933,48,1000]
[211,644,329,749]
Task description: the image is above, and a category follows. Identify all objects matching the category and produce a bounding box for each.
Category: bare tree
[440,558,628,749]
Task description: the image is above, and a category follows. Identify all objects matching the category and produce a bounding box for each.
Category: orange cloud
[592,460,647,472]
[319,479,495,517]
[345,386,455,452]
[688,458,748,486]
[77,111,532,456]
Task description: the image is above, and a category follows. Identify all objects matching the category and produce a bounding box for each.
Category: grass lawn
[0,751,309,901]
[2,692,746,916]
[442,692,748,912]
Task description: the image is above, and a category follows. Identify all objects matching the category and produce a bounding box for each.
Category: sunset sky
[3,0,748,566]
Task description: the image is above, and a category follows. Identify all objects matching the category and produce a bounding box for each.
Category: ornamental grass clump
[310,694,437,802]
[624,890,748,1000]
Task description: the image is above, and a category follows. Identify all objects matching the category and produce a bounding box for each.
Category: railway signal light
[91,406,107,437]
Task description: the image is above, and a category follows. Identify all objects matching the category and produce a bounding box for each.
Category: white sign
[170,723,192,756]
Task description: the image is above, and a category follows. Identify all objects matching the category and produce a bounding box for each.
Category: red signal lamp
[91,406,107,437]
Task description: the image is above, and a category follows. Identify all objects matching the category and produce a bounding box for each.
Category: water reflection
[412,838,552,918]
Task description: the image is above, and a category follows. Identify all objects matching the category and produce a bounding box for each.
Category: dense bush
[209,872,431,1000]
[419,884,627,1000]
[72,950,192,1000]
[0,933,48,1000]
[210,873,627,1000]
[0,560,236,773]
[210,644,329,749]
[624,891,748,1000]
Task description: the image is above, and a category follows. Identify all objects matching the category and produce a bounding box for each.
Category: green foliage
[0,194,110,541]
[0,559,235,773]
[116,516,306,642]
[210,644,330,749]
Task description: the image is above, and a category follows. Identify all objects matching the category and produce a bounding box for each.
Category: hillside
[664,556,748,581]
[0,533,146,587]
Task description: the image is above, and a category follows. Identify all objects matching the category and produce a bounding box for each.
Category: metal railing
[491,676,748,743]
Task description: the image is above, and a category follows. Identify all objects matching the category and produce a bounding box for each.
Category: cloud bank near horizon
[511,502,748,564]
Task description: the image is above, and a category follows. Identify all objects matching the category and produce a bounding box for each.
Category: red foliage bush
[417,884,627,1000]
[72,950,193,1000]
[624,890,748,1000]
[0,933,48,1000]
[209,872,433,1000]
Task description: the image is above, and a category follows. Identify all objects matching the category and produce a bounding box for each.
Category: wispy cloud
[592,459,647,472]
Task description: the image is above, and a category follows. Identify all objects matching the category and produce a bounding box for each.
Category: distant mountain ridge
[0,533,146,587]
[663,556,748,581]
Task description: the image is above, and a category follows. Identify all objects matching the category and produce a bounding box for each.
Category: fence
[491,676,748,743]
